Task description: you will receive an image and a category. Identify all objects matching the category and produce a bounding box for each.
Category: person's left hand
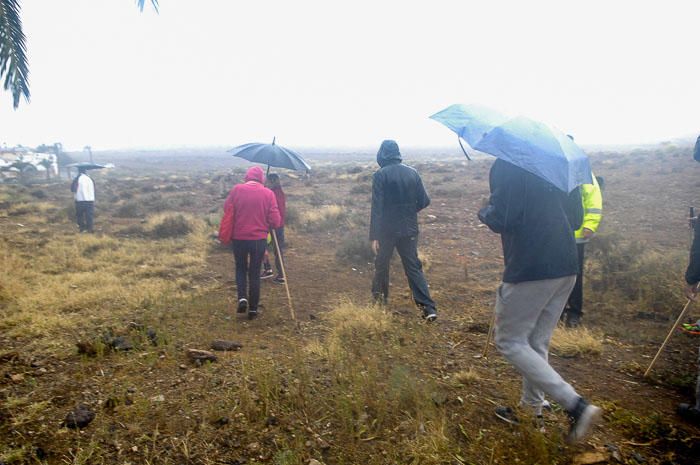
[371,240,379,256]
[582,228,595,239]
[685,282,699,301]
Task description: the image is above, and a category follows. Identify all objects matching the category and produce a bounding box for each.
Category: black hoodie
[369,140,430,240]
[479,159,583,283]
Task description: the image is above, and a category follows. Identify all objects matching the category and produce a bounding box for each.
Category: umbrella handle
[458,136,472,161]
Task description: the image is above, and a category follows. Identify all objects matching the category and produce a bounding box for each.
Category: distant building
[0,146,59,181]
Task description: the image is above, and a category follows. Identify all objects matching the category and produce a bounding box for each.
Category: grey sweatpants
[494,275,580,415]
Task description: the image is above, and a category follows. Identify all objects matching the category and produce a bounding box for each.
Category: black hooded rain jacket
[369,140,430,240]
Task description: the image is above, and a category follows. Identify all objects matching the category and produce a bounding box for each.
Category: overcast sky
[1,0,699,151]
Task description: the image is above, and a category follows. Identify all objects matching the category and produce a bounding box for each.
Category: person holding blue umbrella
[432,104,601,443]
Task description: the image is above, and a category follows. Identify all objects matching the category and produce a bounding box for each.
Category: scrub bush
[336,234,374,265]
[149,213,193,238]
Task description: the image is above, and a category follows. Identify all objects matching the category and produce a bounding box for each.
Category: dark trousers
[75,201,94,232]
[232,239,267,311]
[566,243,586,318]
[372,235,436,311]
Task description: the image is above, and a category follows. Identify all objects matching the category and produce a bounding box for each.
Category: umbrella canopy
[429,103,508,147]
[430,105,592,192]
[66,162,107,170]
[228,139,311,173]
[473,116,592,192]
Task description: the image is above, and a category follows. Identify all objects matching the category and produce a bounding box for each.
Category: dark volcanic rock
[210,340,243,351]
[109,336,134,351]
[63,404,95,429]
[147,328,158,345]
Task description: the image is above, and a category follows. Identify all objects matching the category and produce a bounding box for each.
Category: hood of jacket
[244,166,265,183]
[376,140,402,167]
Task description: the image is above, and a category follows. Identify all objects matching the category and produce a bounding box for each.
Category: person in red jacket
[219,166,281,319]
[261,173,287,284]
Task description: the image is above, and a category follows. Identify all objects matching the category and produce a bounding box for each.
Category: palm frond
[137,0,159,13]
[0,0,30,108]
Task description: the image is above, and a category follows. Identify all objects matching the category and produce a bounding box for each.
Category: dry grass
[299,204,346,231]
[0,215,211,354]
[454,368,481,385]
[418,250,432,272]
[550,325,604,358]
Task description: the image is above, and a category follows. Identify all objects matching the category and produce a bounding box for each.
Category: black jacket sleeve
[478,160,525,233]
[686,223,700,284]
[369,171,384,241]
[416,175,430,212]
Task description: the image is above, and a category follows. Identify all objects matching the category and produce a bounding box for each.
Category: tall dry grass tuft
[587,233,685,315]
[550,325,604,358]
[299,204,346,231]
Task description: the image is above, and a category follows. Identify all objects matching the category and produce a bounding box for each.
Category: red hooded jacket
[219,167,281,243]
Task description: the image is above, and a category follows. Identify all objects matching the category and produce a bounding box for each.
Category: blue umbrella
[228,138,311,173]
[429,104,509,160]
[473,116,592,192]
[430,104,592,192]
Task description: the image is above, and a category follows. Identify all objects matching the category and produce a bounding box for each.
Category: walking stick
[646,209,698,376]
[644,296,694,377]
[271,229,296,322]
[482,310,496,357]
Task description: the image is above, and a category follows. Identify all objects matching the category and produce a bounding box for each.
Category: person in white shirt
[72,168,95,233]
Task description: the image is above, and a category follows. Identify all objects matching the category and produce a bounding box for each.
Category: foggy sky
[1,0,699,151]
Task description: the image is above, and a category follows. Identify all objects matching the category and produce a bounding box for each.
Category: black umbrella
[66,162,107,170]
[228,138,311,174]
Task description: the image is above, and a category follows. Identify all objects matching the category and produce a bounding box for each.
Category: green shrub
[350,183,371,195]
[30,189,47,199]
[308,190,325,207]
[150,214,193,239]
[336,234,374,265]
[114,202,143,218]
[284,204,299,226]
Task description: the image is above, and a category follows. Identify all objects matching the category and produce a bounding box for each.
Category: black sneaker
[237,298,248,314]
[422,309,437,322]
[677,403,700,425]
[566,314,581,328]
[261,269,274,279]
[494,406,520,425]
[566,398,602,444]
[273,276,285,285]
[248,309,258,320]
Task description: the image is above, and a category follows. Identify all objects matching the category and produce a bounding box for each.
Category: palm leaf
[1,1,158,109]
[0,0,30,108]
[137,0,159,12]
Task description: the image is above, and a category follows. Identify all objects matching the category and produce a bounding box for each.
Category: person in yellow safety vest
[562,174,603,327]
